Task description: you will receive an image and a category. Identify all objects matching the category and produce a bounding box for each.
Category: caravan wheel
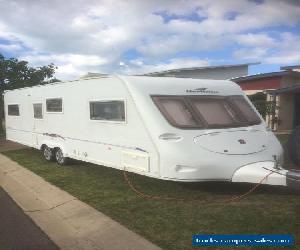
[55,148,68,165]
[42,146,54,161]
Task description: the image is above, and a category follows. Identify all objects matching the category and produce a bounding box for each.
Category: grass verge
[2,148,300,250]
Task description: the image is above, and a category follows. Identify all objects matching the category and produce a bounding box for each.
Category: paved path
[0,153,160,250]
[0,187,59,250]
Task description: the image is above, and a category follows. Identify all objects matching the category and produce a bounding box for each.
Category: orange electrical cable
[123,170,275,203]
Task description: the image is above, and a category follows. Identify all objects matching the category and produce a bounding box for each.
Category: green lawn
[3,147,300,250]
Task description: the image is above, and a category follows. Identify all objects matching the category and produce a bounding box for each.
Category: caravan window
[33,103,43,119]
[8,104,20,116]
[189,97,241,127]
[230,96,261,125]
[152,95,261,129]
[152,97,199,127]
[90,101,125,122]
[46,98,62,112]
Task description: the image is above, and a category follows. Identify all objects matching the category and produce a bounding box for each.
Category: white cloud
[0,0,300,79]
[121,57,210,75]
[234,47,268,60]
[235,33,276,47]
[0,22,18,41]
[21,53,109,80]
[0,43,22,52]
[233,32,300,65]
[21,53,108,67]
[137,33,229,58]
[265,33,300,64]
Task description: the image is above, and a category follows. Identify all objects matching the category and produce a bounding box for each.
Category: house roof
[141,62,260,76]
[266,84,300,95]
[232,71,300,83]
[280,65,300,70]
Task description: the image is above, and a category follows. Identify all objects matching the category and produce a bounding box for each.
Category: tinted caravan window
[152,95,261,129]
[190,97,241,127]
[8,104,20,116]
[46,98,62,112]
[90,101,125,121]
[230,96,261,125]
[152,97,199,128]
[33,103,43,119]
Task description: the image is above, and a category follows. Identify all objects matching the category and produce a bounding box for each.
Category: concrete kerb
[0,153,160,250]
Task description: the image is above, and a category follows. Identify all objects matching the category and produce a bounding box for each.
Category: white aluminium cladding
[120,75,242,96]
[4,75,241,96]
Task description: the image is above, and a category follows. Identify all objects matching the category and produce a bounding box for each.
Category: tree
[0,53,58,131]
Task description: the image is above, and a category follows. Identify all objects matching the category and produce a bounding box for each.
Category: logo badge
[186,88,218,94]
[238,139,246,144]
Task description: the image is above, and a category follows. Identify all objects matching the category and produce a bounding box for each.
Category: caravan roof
[4,75,241,96]
[121,75,242,96]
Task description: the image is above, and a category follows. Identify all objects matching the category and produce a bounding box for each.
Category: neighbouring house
[141,62,259,80]
[232,66,300,132]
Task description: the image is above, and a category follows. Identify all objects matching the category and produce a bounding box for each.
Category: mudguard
[231,161,287,186]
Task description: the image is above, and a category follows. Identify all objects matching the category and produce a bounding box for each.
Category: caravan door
[32,102,44,147]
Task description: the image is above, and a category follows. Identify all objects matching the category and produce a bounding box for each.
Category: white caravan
[4,75,299,188]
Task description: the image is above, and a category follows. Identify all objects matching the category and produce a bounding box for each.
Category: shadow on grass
[126,174,300,202]
[179,181,299,195]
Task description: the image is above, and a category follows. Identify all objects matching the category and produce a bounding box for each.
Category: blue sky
[0,0,300,80]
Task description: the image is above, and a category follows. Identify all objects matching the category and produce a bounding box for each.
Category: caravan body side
[4,75,285,184]
[4,76,160,177]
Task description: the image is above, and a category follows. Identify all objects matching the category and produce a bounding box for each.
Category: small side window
[46,98,62,112]
[90,101,125,122]
[33,103,43,119]
[8,104,20,116]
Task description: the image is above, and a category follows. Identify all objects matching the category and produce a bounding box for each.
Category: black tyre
[42,145,54,161]
[287,126,300,167]
[54,148,68,165]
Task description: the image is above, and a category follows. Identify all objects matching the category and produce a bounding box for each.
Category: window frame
[33,103,44,119]
[7,104,20,116]
[151,95,262,130]
[88,99,127,124]
[46,98,63,114]
[152,96,203,129]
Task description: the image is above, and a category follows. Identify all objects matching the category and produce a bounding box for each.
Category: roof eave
[140,62,260,76]
[232,71,300,83]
